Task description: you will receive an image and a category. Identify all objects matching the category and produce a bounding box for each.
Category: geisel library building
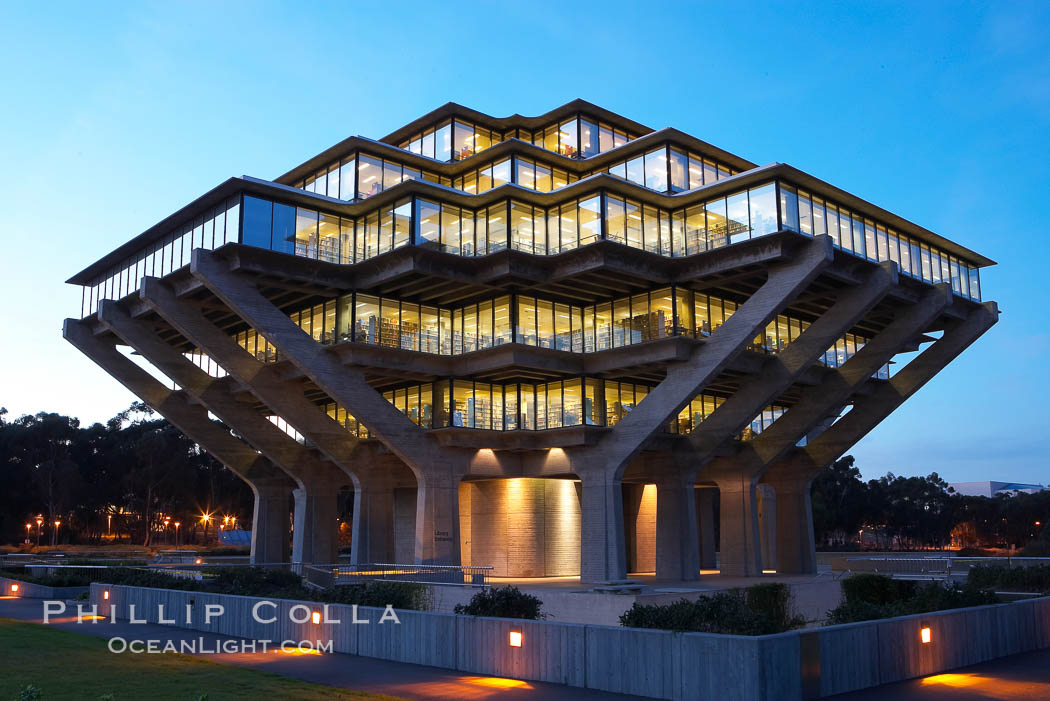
[65,100,997,583]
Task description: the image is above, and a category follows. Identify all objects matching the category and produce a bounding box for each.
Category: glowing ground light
[921,627,932,644]
[509,630,522,648]
[311,611,322,625]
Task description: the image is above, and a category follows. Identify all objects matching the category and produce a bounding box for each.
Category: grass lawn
[0,618,402,701]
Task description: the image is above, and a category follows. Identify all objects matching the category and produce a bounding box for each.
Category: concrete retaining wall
[88,584,1050,700]
[1,575,89,599]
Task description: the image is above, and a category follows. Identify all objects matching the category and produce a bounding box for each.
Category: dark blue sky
[2,2,1046,484]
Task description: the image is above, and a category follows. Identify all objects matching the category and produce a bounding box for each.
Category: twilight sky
[1,2,1047,484]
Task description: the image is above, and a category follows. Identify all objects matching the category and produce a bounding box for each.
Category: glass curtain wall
[779,183,981,301]
[83,179,984,321]
[399,119,504,161]
[604,147,737,193]
[81,196,241,317]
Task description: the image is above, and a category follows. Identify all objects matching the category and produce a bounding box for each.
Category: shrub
[620,583,803,635]
[840,573,916,606]
[3,565,434,611]
[968,564,1050,593]
[325,581,431,611]
[827,574,999,625]
[454,586,544,619]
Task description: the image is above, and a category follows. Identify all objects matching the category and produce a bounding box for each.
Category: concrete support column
[579,470,627,584]
[292,482,340,565]
[250,482,292,565]
[695,487,717,570]
[715,475,763,577]
[351,474,395,565]
[415,471,462,565]
[757,485,777,572]
[655,478,700,581]
[766,477,817,575]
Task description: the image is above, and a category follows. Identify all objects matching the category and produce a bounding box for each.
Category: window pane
[626,156,644,186]
[706,197,728,248]
[416,199,440,246]
[517,296,536,345]
[559,119,578,157]
[749,184,777,238]
[242,196,272,249]
[436,122,452,162]
[319,212,340,263]
[453,121,474,160]
[382,160,402,191]
[580,119,599,158]
[537,299,554,349]
[393,200,412,250]
[339,158,355,200]
[516,158,535,189]
[488,203,507,252]
[606,195,626,244]
[579,196,601,245]
[442,204,461,254]
[355,294,379,344]
[726,192,750,244]
[669,149,687,192]
[625,200,642,249]
[295,208,318,258]
[358,155,382,198]
[644,148,668,191]
[510,201,534,253]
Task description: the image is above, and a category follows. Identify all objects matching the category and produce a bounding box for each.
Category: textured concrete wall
[393,487,416,563]
[88,584,1050,700]
[462,478,580,577]
[818,597,1050,697]
[757,485,776,571]
[624,483,657,574]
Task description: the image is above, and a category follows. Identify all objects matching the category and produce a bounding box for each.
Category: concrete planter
[88,584,1050,701]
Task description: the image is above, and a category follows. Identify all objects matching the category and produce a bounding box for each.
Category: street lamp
[25,523,31,545]
[200,513,212,545]
[53,520,61,547]
[35,516,43,548]
[174,521,181,549]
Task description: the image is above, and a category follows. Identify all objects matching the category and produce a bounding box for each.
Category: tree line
[0,403,254,547]
[812,456,1050,553]
[2,403,1046,553]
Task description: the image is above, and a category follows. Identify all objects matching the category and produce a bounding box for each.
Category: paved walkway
[830,648,1050,700]
[0,597,649,700]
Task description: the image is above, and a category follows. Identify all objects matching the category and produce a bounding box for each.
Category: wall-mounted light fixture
[921,627,932,644]
[509,630,522,648]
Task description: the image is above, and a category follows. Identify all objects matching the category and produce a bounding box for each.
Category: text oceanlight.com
[107,638,335,654]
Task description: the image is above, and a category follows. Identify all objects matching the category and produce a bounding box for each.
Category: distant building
[950,481,1047,498]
